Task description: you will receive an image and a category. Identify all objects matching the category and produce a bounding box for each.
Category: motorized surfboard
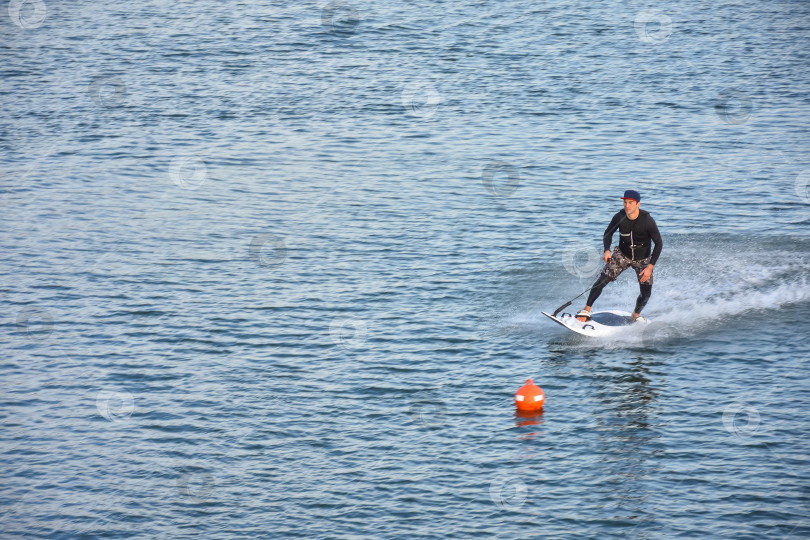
[541,310,649,337]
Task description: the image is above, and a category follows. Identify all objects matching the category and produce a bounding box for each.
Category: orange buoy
[514,379,545,411]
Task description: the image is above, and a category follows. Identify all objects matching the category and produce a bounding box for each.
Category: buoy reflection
[514,408,544,428]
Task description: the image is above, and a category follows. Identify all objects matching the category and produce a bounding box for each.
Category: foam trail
[650,247,810,331]
[520,235,810,346]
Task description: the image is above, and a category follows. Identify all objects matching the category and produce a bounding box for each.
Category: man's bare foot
[576,308,591,322]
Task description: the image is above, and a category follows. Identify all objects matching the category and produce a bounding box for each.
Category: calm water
[3,0,810,538]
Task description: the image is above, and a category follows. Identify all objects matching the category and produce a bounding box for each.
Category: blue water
[3,0,810,537]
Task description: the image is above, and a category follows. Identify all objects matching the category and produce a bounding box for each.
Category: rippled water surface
[3,0,810,538]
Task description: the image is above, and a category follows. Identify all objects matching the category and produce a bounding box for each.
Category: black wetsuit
[586,209,662,314]
[603,209,662,265]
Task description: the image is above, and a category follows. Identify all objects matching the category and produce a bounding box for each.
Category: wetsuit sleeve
[648,215,662,265]
[603,212,622,252]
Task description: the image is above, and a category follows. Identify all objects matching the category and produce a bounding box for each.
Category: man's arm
[648,215,662,265]
[603,212,622,253]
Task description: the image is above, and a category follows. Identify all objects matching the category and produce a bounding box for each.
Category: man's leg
[578,249,628,321]
[584,272,611,310]
[631,259,654,319]
[633,283,652,317]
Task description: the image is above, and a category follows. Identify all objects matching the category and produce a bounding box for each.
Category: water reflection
[584,354,662,521]
[514,408,544,429]
[536,347,663,520]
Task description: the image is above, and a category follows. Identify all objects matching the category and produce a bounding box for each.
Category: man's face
[623,198,639,214]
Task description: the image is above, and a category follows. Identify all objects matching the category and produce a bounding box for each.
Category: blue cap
[621,190,641,202]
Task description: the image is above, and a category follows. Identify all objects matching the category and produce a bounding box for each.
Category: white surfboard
[541,309,649,337]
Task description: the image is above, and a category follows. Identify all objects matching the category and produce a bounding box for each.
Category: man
[576,190,662,323]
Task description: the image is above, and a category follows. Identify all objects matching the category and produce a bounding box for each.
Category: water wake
[519,235,810,346]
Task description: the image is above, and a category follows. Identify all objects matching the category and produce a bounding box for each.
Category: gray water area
[3,0,810,538]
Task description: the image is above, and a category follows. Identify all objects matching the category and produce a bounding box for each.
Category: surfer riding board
[543,190,662,336]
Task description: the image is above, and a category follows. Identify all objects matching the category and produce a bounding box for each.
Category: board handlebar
[552,301,571,317]
[550,266,612,319]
